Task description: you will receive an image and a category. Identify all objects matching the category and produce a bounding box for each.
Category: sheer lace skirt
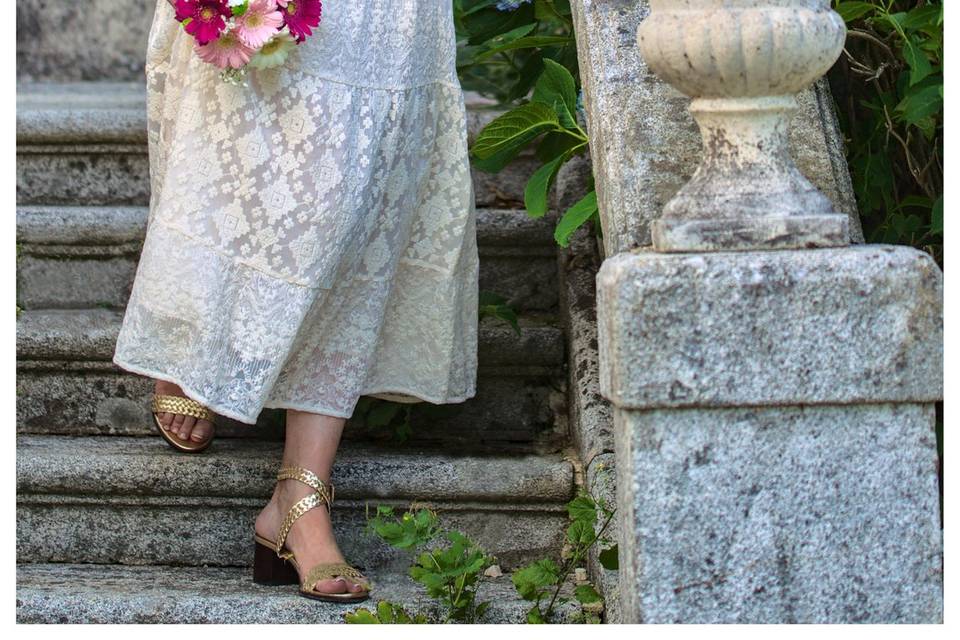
[113,1,479,423]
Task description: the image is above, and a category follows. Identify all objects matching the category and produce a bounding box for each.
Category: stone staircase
[15,15,593,618]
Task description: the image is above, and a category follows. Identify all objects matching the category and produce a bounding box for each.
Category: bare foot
[254,475,369,596]
[153,380,215,445]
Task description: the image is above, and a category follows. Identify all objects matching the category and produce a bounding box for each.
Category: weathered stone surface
[597,245,943,409]
[615,403,942,623]
[17,206,558,311]
[651,212,850,253]
[19,498,565,571]
[16,83,538,207]
[17,564,580,624]
[17,0,153,82]
[17,435,574,504]
[17,309,564,367]
[570,0,863,254]
[16,365,567,451]
[17,435,573,569]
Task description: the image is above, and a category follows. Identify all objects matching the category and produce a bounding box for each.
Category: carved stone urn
[637,0,850,252]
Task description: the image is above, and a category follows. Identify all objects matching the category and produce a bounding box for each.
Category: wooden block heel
[253,538,299,586]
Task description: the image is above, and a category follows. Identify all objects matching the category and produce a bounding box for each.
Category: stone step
[17,435,574,570]
[16,82,536,208]
[17,436,575,569]
[16,563,579,624]
[16,205,560,312]
[16,309,568,449]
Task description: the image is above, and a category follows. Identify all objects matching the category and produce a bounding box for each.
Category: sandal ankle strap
[274,466,335,555]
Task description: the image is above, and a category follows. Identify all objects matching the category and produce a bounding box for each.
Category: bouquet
[173,0,322,83]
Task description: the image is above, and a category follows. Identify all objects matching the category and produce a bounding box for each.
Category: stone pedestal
[597,245,943,623]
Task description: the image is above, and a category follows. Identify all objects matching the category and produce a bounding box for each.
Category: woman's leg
[154,380,215,443]
[254,409,368,595]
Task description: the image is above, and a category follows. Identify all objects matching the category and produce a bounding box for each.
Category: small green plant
[478,291,521,335]
[353,398,414,442]
[512,486,616,623]
[348,479,618,624]
[345,505,494,624]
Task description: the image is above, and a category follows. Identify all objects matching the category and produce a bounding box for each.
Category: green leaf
[834,1,875,23]
[567,519,597,546]
[598,544,619,570]
[532,58,579,129]
[526,605,546,624]
[902,34,934,85]
[343,608,381,624]
[364,400,402,429]
[899,5,942,31]
[895,83,943,127]
[567,493,598,524]
[471,102,560,160]
[574,584,602,605]
[930,196,943,236]
[512,558,561,600]
[554,190,598,247]
[524,154,566,217]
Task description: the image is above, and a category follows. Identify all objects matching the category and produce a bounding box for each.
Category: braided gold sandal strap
[277,466,335,509]
[151,394,215,423]
[301,562,369,592]
[276,492,321,553]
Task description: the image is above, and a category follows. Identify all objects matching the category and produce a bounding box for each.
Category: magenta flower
[195,29,255,69]
[278,0,322,43]
[176,0,233,45]
[235,0,284,49]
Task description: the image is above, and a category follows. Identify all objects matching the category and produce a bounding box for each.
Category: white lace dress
[113,0,479,424]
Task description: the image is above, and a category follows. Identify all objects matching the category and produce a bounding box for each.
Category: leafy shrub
[831,1,943,263]
[456,0,600,246]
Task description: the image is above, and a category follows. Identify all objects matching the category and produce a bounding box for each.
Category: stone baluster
[637,0,849,252]
[593,0,943,623]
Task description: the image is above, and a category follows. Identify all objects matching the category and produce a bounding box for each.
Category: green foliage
[343,601,430,624]
[409,530,493,623]
[478,291,521,335]
[831,0,942,263]
[350,505,493,624]
[351,481,617,624]
[457,0,599,246]
[455,0,578,104]
[352,397,413,442]
[512,484,616,623]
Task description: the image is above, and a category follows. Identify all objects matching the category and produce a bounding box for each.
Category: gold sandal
[151,393,216,453]
[253,465,372,603]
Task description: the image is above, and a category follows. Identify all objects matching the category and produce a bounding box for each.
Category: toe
[313,578,348,594]
[170,413,186,437]
[191,419,213,443]
[158,412,173,429]
[179,416,197,442]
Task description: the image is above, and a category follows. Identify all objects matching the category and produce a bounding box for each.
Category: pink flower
[278,0,322,43]
[234,0,284,49]
[175,0,233,45]
[195,29,255,68]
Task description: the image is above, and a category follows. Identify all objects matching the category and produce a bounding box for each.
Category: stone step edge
[15,563,580,624]
[15,308,565,366]
[16,82,518,147]
[16,205,558,251]
[16,434,575,504]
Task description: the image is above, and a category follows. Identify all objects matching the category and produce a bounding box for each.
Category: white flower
[249,31,298,69]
